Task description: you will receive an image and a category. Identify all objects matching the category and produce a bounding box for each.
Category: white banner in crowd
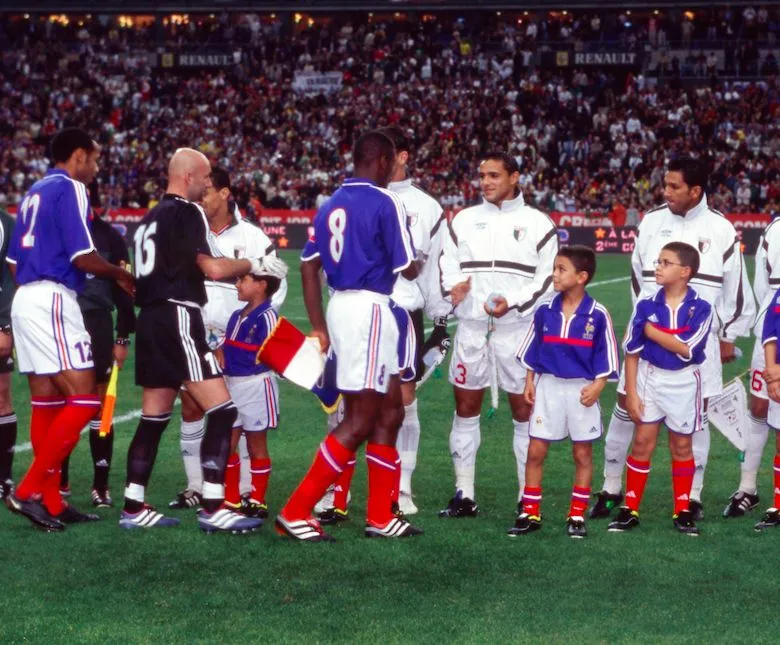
[292,71,344,94]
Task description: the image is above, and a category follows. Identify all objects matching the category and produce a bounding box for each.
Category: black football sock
[200,401,238,513]
[0,411,17,482]
[89,419,114,492]
[124,413,170,513]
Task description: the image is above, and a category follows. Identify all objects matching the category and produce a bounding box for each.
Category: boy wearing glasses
[611,242,713,536]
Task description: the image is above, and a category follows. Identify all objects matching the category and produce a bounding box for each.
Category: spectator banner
[546,50,642,68]
[292,72,344,95]
[157,50,241,69]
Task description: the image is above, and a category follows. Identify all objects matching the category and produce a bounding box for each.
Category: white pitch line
[12,277,633,454]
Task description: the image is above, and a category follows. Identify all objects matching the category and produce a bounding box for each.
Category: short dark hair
[662,241,700,279]
[480,151,520,175]
[50,128,96,164]
[353,130,395,168]
[252,275,281,297]
[668,156,709,191]
[377,126,411,155]
[211,166,231,192]
[557,245,597,284]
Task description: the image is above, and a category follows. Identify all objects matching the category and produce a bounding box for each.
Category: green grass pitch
[1,252,776,644]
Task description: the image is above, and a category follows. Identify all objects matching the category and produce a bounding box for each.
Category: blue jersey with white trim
[760,289,780,346]
[7,169,95,293]
[223,300,277,377]
[624,287,713,369]
[301,178,415,295]
[516,291,619,380]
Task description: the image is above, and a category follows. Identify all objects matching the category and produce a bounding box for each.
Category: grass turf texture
[1,252,776,645]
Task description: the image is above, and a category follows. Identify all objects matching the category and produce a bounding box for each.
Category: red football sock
[281,434,351,521]
[392,455,401,504]
[224,452,241,506]
[773,455,780,509]
[333,457,356,511]
[250,458,271,503]
[569,486,591,518]
[16,396,100,509]
[625,456,651,512]
[366,444,398,526]
[27,397,66,514]
[522,486,542,517]
[671,458,696,514]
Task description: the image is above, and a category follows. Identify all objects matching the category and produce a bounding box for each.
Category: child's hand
[524,380,536,406]
[764,364,780,384]
[214,347,225,370]
[580,380,605,407]
[625,391,644,424]
[768,381,780,403]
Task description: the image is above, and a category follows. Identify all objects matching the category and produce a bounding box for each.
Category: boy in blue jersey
[513,246,619,538]
[610,241,713,536]
[221,256,288,520]
[4,128,134,532]
[277,130,424,541]
[755,290,780,530]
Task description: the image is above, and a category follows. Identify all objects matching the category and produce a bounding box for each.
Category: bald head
[167,148,212,202]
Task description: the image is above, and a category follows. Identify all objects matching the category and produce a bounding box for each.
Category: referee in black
[60,186,135,508]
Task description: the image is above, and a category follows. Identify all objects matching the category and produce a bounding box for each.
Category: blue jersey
[223,300,278,377]
[516,292,619,381]
[7,169,95,293]
[300,178,415,295]
[624,287,713,370]
[761,289,780,345]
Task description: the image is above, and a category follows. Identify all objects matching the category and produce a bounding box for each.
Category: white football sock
[739,414,769,495]
[513,419,530,501]
[602,404,634,495]
[397,399,421,495]
[449,414,480,500]
[238,434,252,497]
[180,418,204,493]
[691,415,711,502]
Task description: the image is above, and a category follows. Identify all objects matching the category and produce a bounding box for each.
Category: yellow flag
[99,362,119,437]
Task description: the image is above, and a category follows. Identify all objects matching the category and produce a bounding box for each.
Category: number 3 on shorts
[454,363,467,385]
[328,208,347,263]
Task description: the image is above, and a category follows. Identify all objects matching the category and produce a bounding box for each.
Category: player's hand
[484,295,509,318]
[0,329,12,358]
[720,340,736,364]
[112,343,129,369]
[523,381,536,406]
[311,328,330,354]
[768,380,780,403]
[763,365,780,384]
[214,347,225,369]
[116,270,135,298]
[580,380,605,407]
[625,391,644,424]
[450,278,471,306]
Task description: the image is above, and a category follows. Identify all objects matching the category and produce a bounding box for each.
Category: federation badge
[535,416,543,425]
[698,238,711,254]
[583,318,595,341]
[407,212,418,227]
[514,227,527,242]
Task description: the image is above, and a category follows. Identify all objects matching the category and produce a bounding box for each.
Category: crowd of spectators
[0,11,777,220]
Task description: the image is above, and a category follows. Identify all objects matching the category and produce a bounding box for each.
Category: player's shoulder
[409,183,443,210]
[637,203,670,230]
[702,205,737,236]
[519,203,557,229]
[591,299,614,321]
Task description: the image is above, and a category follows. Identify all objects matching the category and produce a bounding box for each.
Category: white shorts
[326,290,399,394]
[449,319,527,394]
[750,338,768,401]
[618,331,722,400]
[634,361,703,435]
[225,373,279,432]
[11,281,93,375]
[530,374,603,442]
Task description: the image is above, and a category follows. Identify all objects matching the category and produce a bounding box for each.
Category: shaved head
[167,148,212,202]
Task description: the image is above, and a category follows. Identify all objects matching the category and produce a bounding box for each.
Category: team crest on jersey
[234,245,246,259]
[583,318,595,340]
[407,212,418,227]
[514,227,527,242]
[247,325,257,340]
[660,229,672,237]
[698,238,711,254]
[535,416,543,425]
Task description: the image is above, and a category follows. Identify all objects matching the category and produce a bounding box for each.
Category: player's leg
[508,438,548,537]
[668,431,698,535]
[224,426,244,509]
[726,346,768,517]
[567,441,594,539]
[169,389,205,509]
[244,431,271,518]
[608,422,659,532]
[508,392,531,505]
[592,387,632,518]
[364,374,423,538]
[0,368,16,499]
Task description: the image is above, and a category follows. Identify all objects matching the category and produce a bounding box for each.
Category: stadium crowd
[0,11,777,219]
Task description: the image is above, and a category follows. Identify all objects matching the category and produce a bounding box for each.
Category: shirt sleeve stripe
[68,178,96,256]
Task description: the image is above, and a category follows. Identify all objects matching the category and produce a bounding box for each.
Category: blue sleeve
[301,238,320,262]
[56,180,95,261]
[516,308,543,371]
[762,294,780,345]
[675,301,713,361]
[6,221,19,264]
[623,301,647,354]
[593,307,619,379]
[381,193,415,274]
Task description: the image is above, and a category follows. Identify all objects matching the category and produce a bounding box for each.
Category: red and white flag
[256,317,325,390]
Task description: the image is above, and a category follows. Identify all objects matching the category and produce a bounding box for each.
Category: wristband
[115,338,131,346]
